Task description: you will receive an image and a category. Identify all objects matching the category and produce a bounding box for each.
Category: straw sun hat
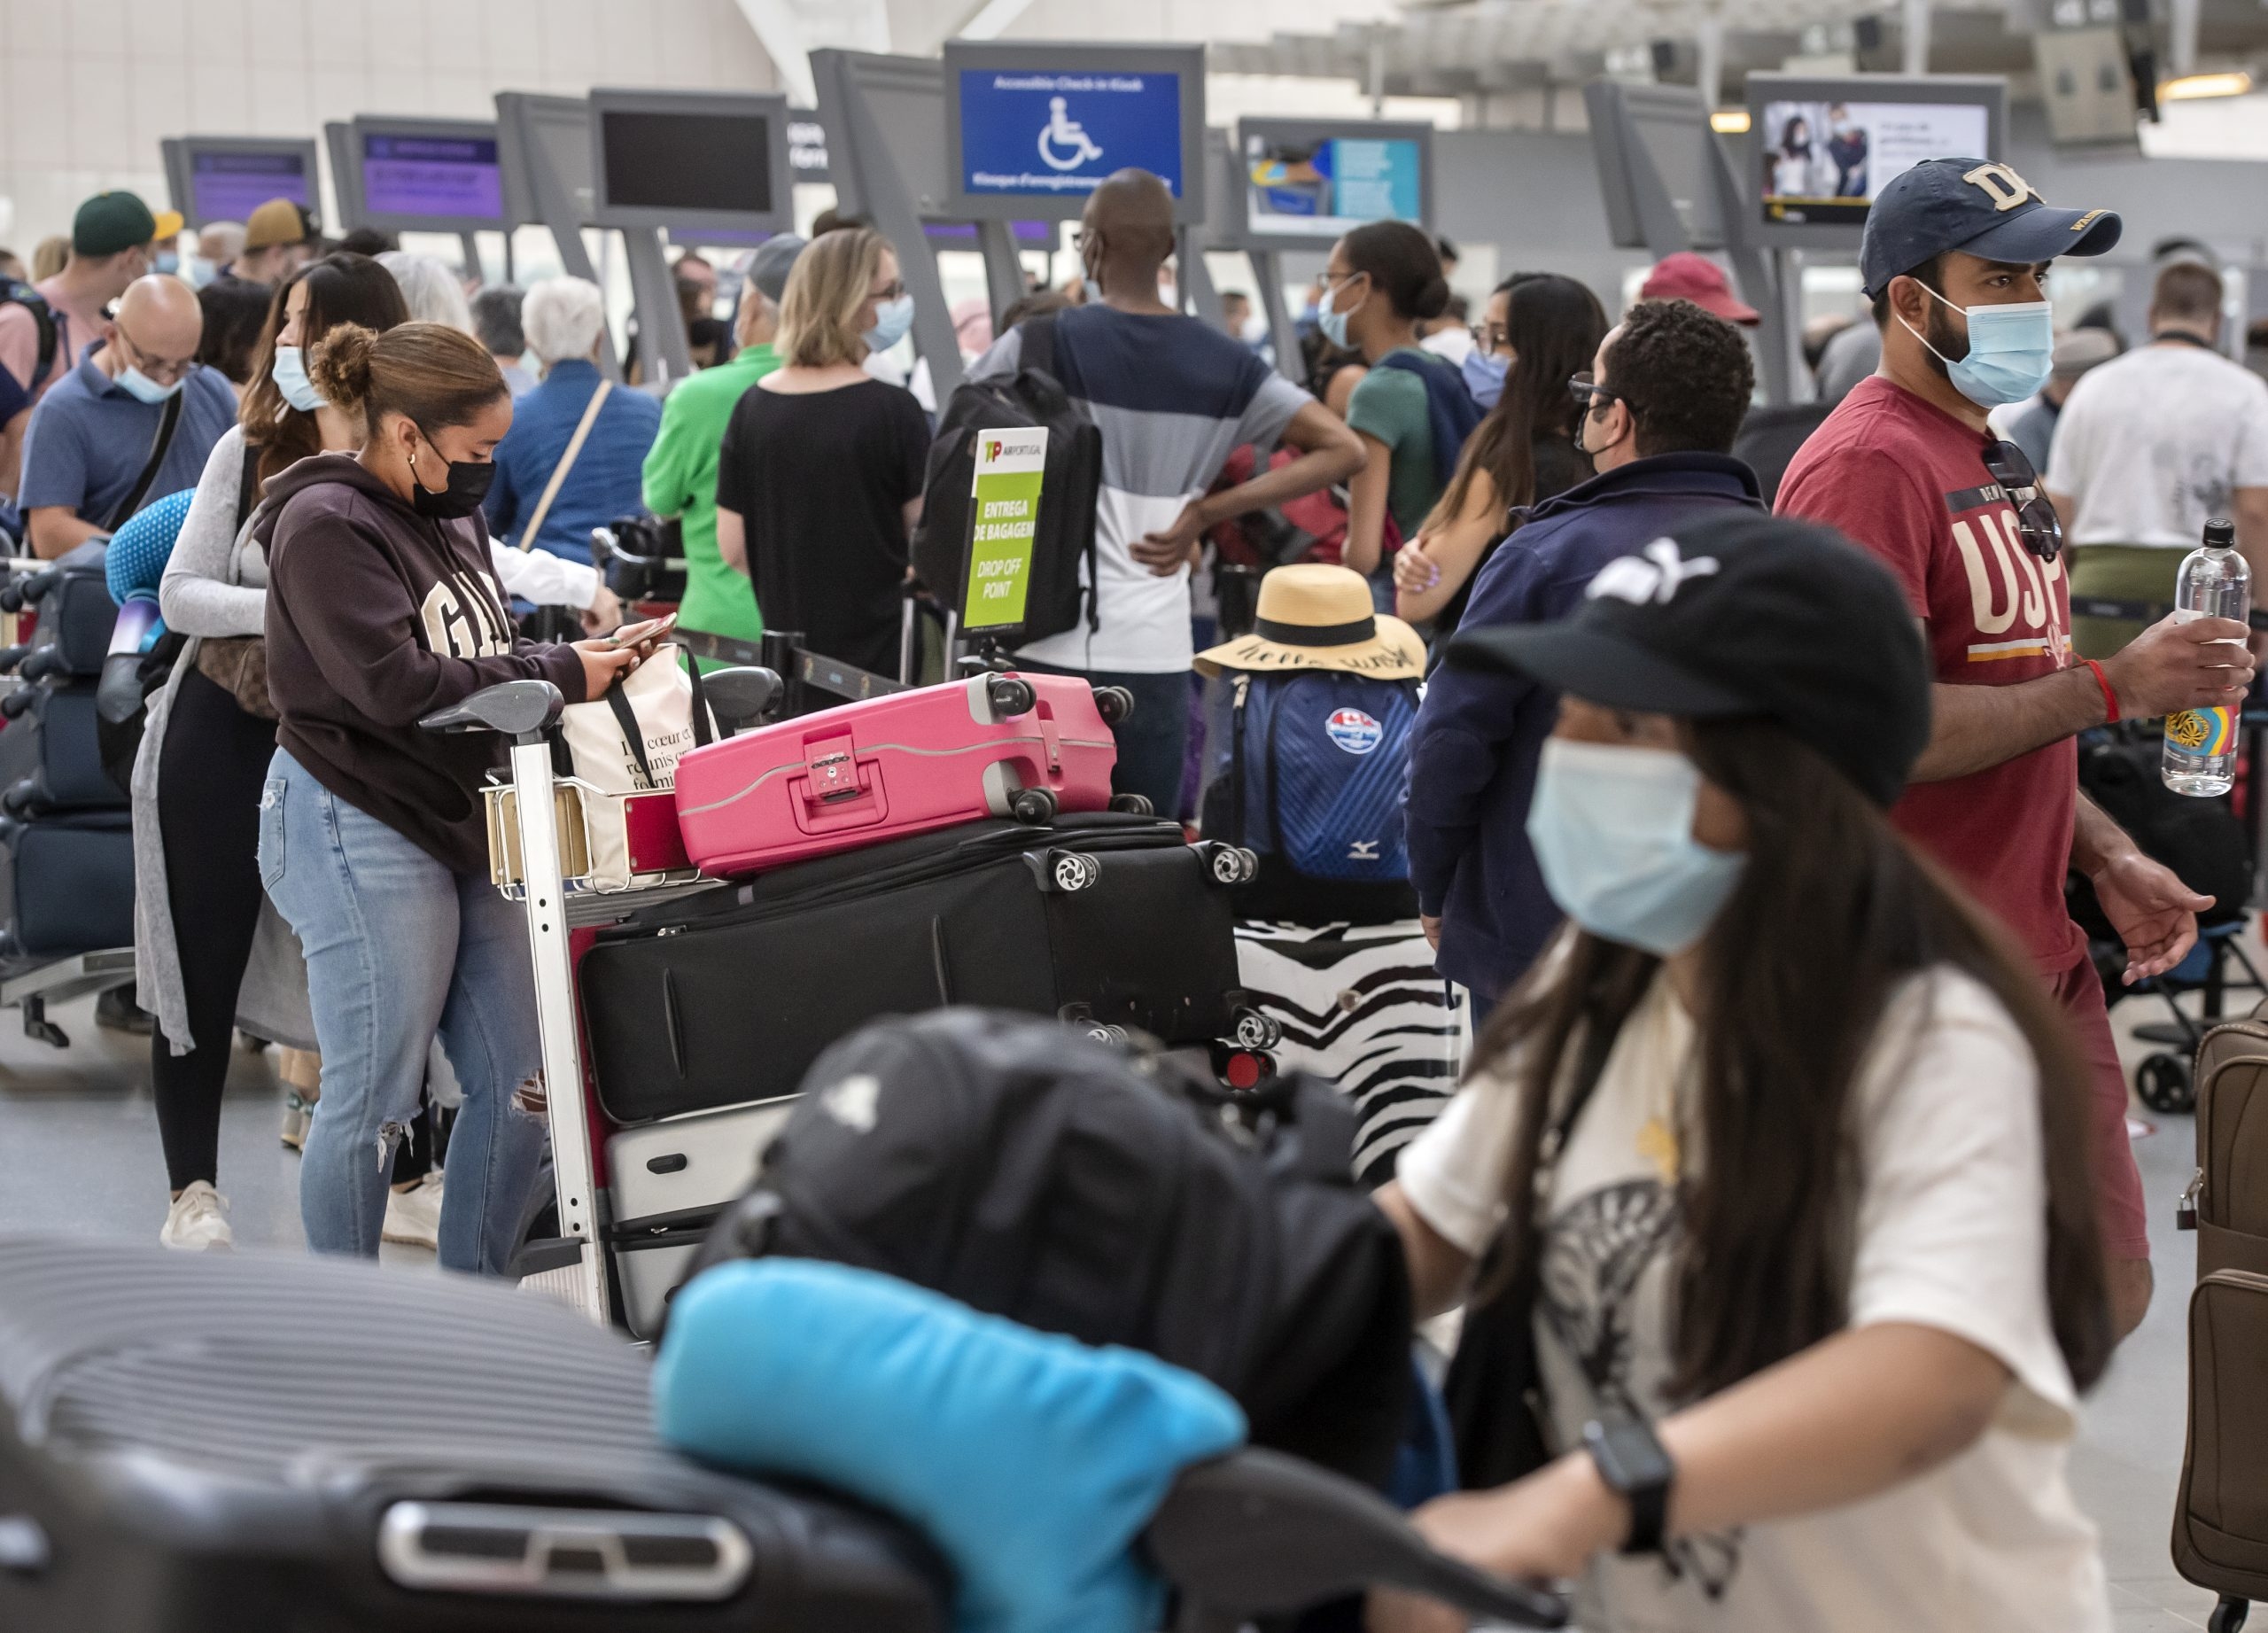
[1195,564,1425,681]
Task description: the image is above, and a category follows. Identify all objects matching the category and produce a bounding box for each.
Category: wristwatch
[1582,1408,1674,1556]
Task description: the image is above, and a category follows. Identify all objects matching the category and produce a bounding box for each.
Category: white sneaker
[160,1182,234,1252]
[382,1174,444,1250]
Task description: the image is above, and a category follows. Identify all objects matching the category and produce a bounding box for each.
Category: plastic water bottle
[2163,517,2250,797]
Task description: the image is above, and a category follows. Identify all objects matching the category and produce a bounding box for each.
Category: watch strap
[1583,1411,1674,1556]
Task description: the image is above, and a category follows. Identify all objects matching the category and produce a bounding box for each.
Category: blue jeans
[1019,662,1191,820]
[258,750,548,1273]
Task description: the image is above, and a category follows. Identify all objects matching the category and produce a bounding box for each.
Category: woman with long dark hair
[1394,274,1608,637]
[1373,514,2112,1633]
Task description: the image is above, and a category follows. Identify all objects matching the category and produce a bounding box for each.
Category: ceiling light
[2163,71,2254,101]
[1710,109,1751,133]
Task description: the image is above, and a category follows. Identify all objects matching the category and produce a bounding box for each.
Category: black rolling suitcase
[0,1235,947,1633]
[579,813,1254,1125]
[0,811,133,960]
[0,682,127,815]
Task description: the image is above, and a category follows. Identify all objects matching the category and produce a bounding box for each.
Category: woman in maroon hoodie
[255,320,641,1272]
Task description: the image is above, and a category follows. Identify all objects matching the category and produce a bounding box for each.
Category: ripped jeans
[259,749,548,1273]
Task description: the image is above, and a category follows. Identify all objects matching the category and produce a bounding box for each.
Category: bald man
[19,274,238,557]
[962,167,1363,816]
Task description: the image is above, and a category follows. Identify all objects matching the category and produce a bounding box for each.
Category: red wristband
[2084,657,2120,724]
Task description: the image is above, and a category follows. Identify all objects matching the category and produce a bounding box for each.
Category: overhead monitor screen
[959,69,1182,199]
[944,43,1205,221]
[1758,97,1992,227]
[361,132,504,222]
[190,149,311,223]
[1244,132,1422,238]
[600,110,773,215]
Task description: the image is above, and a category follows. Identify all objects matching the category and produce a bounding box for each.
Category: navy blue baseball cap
[1860,158,2121,298]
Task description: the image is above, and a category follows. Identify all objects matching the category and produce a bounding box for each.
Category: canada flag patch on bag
[1324,708,1384,756]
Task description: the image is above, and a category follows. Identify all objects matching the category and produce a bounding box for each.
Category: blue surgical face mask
[1462,347,1510,410]
[271,344,323,412]
[155,251,180,276]
[1317,273,1364,350]
[181,255,217,289]
[864,294,915,354]
[1900,286,2055,408]
[116,364,183,405]
[1526,738,1745,957]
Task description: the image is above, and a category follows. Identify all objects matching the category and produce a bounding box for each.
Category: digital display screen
[361,132,503,222]
[600,110,773,216]
[190,151,310,224]
[1244,133,1421,237]
[1759,98,1992,227]
[956,68,1184,201]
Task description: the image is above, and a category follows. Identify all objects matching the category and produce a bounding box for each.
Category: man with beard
[1778,159,2249,1346]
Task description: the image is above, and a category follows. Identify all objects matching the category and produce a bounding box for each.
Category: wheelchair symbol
[1037,97,1104,171]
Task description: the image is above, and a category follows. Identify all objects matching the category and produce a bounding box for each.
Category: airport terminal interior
[7,0,2268,1629]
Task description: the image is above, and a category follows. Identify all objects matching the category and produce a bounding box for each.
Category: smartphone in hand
[606,612,680,649]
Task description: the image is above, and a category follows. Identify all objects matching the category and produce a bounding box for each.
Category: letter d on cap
[1962,162,2040,213]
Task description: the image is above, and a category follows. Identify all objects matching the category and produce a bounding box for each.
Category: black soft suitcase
[4,540,115,680]
[0,811,133,959]
[580,813,1251,1124]
[0,1236,947,1633]
[0,682,129,815]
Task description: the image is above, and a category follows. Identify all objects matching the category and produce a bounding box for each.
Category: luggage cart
[419,665,781,1326]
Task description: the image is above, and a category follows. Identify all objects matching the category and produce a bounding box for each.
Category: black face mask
[408,426,496,520]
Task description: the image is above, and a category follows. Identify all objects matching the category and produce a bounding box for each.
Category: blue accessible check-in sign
[957,70,1184,199]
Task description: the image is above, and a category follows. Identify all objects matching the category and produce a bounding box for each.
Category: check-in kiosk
[494,93,615,374]
[942,39,1219,328]
[589,87,796,388]
[1222,116,1435,382]
[341,115,514,284]
[161,136,320,230]
[1585,81,1797,402]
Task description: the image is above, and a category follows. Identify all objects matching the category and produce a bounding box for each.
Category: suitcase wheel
[2210,1599,2249,1633]
[1011,786,1058,824]
[0,688,35,721]
[1231,1007,1283,1051]
[1108,792,1153,815]
[2136,1051,2194,1116]
[1045,850,1101,893]
[1195,842,1259,887]
[1093,684,1136,727]
[986,675,1037,720]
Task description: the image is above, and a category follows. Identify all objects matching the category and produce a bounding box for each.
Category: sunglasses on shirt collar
[1980,438,2064,564]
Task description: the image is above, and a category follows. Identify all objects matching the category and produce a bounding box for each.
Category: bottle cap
[2205,517,2237,548]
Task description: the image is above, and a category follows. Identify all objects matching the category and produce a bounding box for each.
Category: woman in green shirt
[641,236,805,662]
[1317,221,1456,595]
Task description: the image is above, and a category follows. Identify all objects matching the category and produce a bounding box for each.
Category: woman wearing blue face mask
[715,226,929,678]
[1372,512,2116,1633]
[142,253,421,1255]
[1394,273,1608,642]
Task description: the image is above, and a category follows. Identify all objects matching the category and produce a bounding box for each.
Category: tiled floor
[0,981,2246,1624]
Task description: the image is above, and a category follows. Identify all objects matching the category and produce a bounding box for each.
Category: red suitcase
[672,671,1130,877]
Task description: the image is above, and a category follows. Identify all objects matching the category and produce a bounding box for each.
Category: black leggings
[153,668,276,1192]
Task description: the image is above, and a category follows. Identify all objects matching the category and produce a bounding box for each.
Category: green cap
[72,191,159,259]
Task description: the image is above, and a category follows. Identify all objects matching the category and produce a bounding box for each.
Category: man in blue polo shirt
[18,273,236,558]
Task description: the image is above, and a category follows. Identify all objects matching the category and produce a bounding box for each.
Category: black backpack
[0,277,60,400]
[693,1008,1415,1489]
[913,314,1102,645]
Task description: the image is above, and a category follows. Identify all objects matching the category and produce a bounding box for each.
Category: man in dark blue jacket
[1404,297,1762,1006]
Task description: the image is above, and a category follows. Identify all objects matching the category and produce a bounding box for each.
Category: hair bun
[1414,274,1452,323]
[308,323,378,408]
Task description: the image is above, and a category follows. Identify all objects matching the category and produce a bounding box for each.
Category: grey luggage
[0,1235,949,1633]
[609,1097,799,1339]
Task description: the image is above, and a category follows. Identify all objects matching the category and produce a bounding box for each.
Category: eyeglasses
[1568,371,1620,412]
[867,279,907,303]
[111,320,197,384]
[1980,438,2064,562]
[1476,323,1511,352]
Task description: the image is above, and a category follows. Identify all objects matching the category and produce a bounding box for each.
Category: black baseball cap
[1447,512,1932,807]
[1859,157,2121,299]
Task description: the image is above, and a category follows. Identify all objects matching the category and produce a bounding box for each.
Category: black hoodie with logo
[257,453,586,875]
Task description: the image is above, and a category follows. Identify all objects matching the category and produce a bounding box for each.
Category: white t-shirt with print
[1397,968,2109,1633]
[2047,340,2268,548]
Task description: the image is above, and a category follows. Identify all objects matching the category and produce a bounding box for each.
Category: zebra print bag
[1232,921,1465,1186]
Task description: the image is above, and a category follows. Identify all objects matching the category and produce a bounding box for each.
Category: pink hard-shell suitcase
[672,671,1135,876]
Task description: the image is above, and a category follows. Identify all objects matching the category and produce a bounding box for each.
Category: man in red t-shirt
[1779,158,2254,1340]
